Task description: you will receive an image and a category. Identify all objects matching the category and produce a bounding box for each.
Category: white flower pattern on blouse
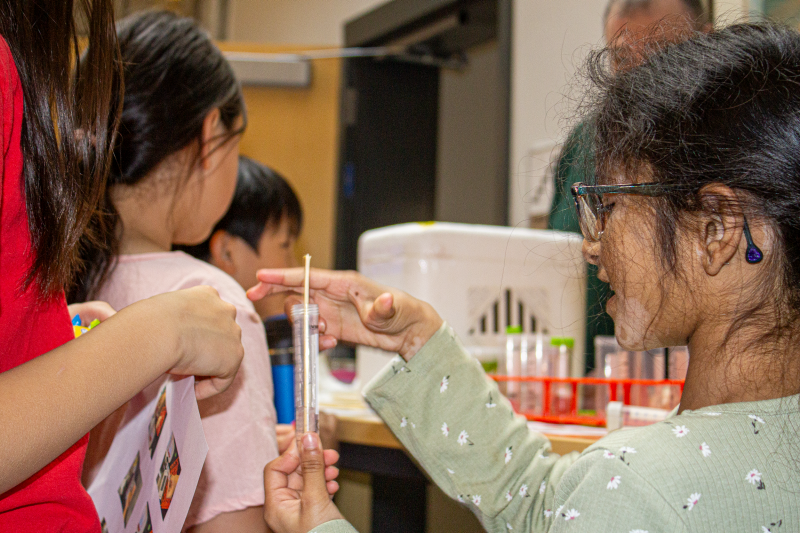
[699,442,711,457]
[603,450,615,459]
[390,362,410,375]
[619,446,636,465]
[401,417,408,428]
[683,492,701,511]
[749,414,766,434]
[486,393,497,408]
[457,430,473,446]
[746,469,766,489]
[441,422,449,437]
[607,475,621,489]
[504,446,513,464]
[563,509,579,520]
[519,484,529,498]
[555,505,564,516]
[472,495,481,506]
[672,425,689,438]
[440,375,449,393]
[543,509,553,518]
[505,490,513,502]
[506,522,512,530]
[539,481,546,494]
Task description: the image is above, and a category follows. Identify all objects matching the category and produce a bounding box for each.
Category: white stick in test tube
[302,254,311,435]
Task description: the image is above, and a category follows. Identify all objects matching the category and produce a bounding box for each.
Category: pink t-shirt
[97,251,278,528]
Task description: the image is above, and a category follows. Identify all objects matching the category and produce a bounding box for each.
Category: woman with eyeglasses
[253,21,800,533]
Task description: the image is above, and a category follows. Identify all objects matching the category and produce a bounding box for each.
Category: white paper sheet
[89,376,208,533]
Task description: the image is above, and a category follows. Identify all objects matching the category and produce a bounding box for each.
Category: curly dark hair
[586,21,800,348]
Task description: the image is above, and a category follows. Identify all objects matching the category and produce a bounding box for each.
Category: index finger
[246,281,302,302]
[68,301,117,323]
[247,267,325,302]
[253,267,342,291]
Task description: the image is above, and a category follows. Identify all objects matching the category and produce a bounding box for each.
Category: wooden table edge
[331,412,602,454]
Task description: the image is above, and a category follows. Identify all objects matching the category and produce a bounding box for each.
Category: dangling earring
[743,218,763,264]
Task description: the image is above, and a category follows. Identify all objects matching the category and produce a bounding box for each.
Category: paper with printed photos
[89,376,208,533]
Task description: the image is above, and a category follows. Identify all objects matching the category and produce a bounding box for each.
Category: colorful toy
[73,315,101,338]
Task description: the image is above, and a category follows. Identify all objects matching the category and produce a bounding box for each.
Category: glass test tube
[291,303,319,439]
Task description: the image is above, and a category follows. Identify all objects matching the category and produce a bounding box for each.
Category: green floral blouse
[312,324,800,533]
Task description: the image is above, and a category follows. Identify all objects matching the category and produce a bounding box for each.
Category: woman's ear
[200,108,222,170]
[209,229,236,276]
[697,183,744,276]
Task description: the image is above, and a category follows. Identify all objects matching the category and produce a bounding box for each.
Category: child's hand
[264,432,343,533]
[276,424,296,454]
[133,286,244,400]
[277,415,336,455]
[248,268,443,362]
[67,300,117,324]
[319,412,338,452]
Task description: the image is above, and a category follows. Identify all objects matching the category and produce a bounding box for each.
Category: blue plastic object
[265,315,295,424]
[271,362,295,424]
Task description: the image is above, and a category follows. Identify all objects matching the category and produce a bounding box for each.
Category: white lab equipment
[356,222,586,388]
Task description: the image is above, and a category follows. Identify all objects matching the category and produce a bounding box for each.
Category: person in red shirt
[0,2,245,531]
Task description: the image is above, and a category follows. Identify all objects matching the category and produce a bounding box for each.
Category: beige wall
[226,0,385,45]
[713,0,751,19]
[508,0,608,225]
[217,42,342,268]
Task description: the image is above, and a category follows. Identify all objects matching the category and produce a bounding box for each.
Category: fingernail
[302,432,319,450]
[321,338,337,350]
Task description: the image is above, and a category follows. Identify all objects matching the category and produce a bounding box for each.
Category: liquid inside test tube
[291,303,319,440]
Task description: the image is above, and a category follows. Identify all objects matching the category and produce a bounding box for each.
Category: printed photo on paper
[157,434,182,519]
[136,502,153,533]
[118,452,143,527]
[149,386,167,458]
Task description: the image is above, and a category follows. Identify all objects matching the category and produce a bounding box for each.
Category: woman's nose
[582,238,601,266]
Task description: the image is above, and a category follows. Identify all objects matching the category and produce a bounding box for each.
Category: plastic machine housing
[356,222,587,387]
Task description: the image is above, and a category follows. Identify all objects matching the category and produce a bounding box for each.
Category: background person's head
[70,10,246,302]
[179,156,303,319]
[583,22,800,370]
[603,0,711,67]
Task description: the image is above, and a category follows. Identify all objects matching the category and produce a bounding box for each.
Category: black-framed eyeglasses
[570,181,763,263]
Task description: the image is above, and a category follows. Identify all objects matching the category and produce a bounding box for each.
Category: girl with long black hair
[0,2,243,530]
[73,11,279,532]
